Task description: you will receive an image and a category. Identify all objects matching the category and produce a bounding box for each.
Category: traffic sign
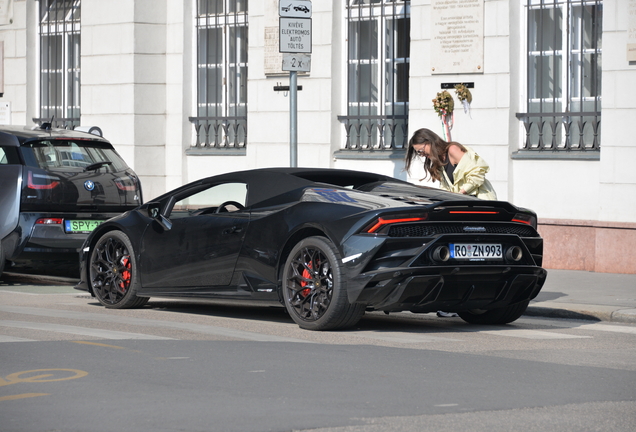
[279,1,312,18]
[282,54,311,72]
[279,1,312,168]
[279,17,312,53]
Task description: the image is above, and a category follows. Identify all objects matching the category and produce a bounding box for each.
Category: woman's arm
[454,148,490,195]
[459,164,487,195]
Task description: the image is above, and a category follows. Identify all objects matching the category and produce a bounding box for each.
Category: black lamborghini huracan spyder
[76,168,547,330]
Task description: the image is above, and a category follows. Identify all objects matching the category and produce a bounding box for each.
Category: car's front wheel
[89,230,148,309]
[458,300,530,325]
[282,236,365,330]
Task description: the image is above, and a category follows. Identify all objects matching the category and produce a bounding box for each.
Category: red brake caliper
[119,256,131,290]
[300,262,312,297]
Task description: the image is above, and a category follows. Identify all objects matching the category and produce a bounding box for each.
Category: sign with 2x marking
[282,54,311,72]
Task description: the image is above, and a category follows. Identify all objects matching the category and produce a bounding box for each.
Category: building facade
[1,0,635,273]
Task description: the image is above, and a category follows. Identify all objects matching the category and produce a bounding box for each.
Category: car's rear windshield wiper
[84,161,113,171]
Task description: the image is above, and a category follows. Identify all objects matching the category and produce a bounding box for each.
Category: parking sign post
[289,70,298,167]
[279,0,311,167]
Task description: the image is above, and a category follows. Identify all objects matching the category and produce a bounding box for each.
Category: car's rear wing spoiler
[425,200,522,214]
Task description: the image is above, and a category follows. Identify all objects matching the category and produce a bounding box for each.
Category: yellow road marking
[0,393,49,402]
[71,341,126,349]
[0,369,88,402]
[0,369,88,387]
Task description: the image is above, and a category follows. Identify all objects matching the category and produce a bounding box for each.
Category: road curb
[611,309,636,324]
[525,305,636,324]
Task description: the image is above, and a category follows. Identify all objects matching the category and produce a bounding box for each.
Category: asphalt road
[1,273,635,432]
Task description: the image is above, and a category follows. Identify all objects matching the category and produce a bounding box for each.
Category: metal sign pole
[290,71,298,167]
[279,0,312,168]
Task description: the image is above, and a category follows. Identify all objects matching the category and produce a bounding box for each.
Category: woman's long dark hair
[405,128,465,182]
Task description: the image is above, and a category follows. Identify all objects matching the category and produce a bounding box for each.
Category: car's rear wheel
[282,236,365,330]
[457,300,530,325]
[89,231,148,309]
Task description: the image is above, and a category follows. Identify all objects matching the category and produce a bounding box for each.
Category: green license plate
[64,220,104,233]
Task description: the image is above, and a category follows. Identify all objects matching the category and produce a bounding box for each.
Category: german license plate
[450,243,502,260]
[64,220,103,233]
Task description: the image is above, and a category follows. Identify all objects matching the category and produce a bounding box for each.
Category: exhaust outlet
[432,246,450,262]
[506,245,523,262]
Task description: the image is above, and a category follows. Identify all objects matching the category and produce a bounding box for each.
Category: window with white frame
[38,0,81,129]
[339,0,410,151]
[518,0,602,152]
[190,0,248,150]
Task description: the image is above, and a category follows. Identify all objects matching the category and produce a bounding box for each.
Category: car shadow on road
[136,300,482,333]
[84,297,466,332]
[131,299,294,325]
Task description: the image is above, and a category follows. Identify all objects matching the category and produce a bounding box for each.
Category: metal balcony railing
[515,112,601,151]
[188,116,247,149]
[337,115,408,151]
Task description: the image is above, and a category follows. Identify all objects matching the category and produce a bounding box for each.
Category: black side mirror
[146,201,173,231]
[148,202,161,219]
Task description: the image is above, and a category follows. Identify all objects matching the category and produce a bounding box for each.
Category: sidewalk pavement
[525,269,636,324]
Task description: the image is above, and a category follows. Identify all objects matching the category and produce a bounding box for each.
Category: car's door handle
[223,226,243,235]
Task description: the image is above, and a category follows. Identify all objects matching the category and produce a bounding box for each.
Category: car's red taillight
[114,177,137,191]
[28,171,60,190]
[35,218,64,225]
[365,215,428,234]
[512,213,537,228]
[449,211,499,215]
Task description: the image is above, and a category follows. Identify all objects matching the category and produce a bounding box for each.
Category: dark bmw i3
[0,124,142,278]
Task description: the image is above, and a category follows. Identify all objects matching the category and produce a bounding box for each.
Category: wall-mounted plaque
[431,0,484,75]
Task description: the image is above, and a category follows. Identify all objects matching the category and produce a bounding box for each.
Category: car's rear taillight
[512,212,537,229]
[28,171,60,190]
[114,177,137,191]
[35,218,64,225]
[449,211,500,215]
[364,214,428,234]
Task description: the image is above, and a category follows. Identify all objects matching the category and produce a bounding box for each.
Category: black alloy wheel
[89,231,148,309]
[283,236,364,330]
